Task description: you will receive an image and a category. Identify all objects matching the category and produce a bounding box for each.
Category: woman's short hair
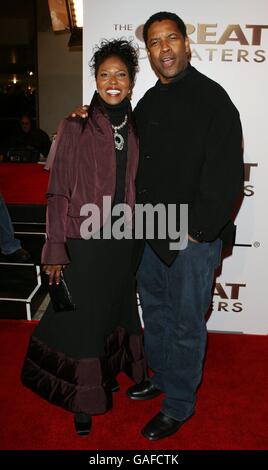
[90,39,139,82]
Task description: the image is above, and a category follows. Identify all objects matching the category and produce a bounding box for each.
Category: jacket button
[145,155,151,159]
[138,189,147,195]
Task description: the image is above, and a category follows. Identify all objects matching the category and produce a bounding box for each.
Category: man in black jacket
[126,12,244,440]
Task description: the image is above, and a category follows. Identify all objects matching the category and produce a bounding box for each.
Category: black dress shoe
[74,412,92,436]
[141,411,186,441]
[126,380,162,401]
[142,412,186,441]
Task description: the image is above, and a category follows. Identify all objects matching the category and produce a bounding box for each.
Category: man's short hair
[143,11,187,46]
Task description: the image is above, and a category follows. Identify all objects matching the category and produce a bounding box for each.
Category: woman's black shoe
[109,377,120,392]
[74,412,92,436]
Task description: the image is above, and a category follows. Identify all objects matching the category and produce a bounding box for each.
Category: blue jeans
[137,239,222,421]
[0,194,21,255]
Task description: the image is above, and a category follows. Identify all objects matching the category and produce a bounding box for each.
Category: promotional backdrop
[83,0,268,334]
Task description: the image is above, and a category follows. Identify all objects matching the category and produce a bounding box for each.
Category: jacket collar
[155,62,193,89]
[88,91,137,136]
[88,91,131,117]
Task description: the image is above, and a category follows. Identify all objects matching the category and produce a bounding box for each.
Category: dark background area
[0,0,52,155]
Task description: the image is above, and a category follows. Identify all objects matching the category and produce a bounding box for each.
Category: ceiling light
[68,0,83,28]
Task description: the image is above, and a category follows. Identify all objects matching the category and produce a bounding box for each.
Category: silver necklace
[111,114,128,151]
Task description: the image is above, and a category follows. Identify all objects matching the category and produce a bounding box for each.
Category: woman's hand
[69,105,88,118]
[42,264,66,285]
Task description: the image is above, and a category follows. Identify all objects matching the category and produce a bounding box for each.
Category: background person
[0,193,31,262]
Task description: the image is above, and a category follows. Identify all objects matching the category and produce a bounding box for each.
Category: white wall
[83,0,268,334]
[38,31,82,137]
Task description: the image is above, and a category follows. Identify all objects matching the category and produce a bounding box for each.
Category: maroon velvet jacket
[41,92,139,265]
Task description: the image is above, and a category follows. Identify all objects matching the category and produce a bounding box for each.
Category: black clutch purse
[48,271,76,312]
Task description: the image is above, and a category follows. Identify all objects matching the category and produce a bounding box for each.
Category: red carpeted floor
[0,320,267,450]
[0,163,49,204]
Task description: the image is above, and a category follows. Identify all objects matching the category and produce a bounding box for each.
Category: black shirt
[99,96,129,206]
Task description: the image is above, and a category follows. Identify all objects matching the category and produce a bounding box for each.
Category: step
[13,222,46,233]
[0,233,46,266]
[7,204,46,224]
[0,264,48,320]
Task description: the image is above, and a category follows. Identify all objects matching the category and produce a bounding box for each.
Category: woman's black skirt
[21,236,146,415]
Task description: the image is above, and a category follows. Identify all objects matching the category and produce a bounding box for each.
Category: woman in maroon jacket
[21,40,146,436]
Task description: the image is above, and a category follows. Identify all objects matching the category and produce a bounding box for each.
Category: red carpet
[0,320,267,450]
[0,163,49,204]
